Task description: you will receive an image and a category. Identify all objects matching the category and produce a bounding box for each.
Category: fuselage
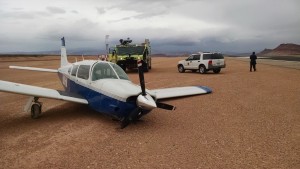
[57,60,155,119]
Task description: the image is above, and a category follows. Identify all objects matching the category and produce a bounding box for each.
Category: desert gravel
[0,56,299,169]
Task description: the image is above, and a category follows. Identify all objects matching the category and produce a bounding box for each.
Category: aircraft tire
[31,103,41,119]
[121,65,126,71]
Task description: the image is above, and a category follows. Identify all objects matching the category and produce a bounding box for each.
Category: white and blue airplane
[0,37,212,128]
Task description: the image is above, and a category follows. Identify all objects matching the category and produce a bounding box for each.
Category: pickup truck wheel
[178,65,185,73]
[213,68,221,73]
[122,65,126,71]
[118,63,126,71]
[199,65,206,74]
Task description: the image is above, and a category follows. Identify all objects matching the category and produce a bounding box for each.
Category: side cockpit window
[68,67,72,74]
[77,65,90,80]
[71,65,79,76]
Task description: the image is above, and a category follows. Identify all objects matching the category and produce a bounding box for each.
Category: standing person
[250,52,257,72]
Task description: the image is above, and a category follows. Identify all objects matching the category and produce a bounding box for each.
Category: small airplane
[0,37,212,128]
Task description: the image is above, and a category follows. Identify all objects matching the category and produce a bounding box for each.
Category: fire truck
[107,38,151,72]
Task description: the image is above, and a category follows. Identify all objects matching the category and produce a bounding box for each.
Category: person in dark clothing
[250,52,257,72]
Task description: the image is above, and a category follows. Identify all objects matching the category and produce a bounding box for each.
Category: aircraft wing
[9,66,58,73]
[0,80,88,104]
[151,86,212,100]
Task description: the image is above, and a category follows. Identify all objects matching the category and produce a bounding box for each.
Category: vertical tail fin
[60,37,69,67]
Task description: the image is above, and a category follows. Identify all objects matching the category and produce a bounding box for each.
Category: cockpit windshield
[92,62,129,81]
[110,63,129,80]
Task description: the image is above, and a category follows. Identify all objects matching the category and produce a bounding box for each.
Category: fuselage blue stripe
[58,73,136,119]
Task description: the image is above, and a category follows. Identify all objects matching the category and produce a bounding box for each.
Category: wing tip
[198,86,212,93]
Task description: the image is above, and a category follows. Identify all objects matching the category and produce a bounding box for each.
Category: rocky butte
[259,43,300,56]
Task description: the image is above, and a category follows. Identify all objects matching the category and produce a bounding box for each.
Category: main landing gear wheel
[30,97,42,119]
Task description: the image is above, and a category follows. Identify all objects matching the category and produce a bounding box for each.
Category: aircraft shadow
[0,103,118,130]
[42,103,117,124]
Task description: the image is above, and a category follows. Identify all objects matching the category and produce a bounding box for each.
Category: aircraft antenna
[61,37,65,46]
[105,35,109,55]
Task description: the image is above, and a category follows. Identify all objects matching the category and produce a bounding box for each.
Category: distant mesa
[259,43,300,56]
[259,48,273,55]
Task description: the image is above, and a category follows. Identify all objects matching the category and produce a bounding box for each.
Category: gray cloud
[0,0,299,54]
[132,10,169,19]
[107,0,174,19]
[71,10,79,14]
[46,6,66,14]
[1,10,36,19]
[96,7,106,14]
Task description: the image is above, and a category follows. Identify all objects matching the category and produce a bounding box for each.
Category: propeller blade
[120,118,130,129]
[137,60,146,96]
[120,107,141,129]
[156,102,176,111]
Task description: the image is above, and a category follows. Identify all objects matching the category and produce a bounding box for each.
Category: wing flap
[0,80,88,104]
[9,66,58,73]
[152,86,212,100]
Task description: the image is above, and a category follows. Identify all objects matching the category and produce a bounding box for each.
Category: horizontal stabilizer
[9,66,58,73]
[152,86,212,100]
[0,80,88,104]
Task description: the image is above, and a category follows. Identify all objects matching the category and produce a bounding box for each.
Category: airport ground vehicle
[177,52,226,74]
[107,38,151,72]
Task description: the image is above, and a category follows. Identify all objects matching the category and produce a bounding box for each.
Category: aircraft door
[75,65,91,95]
[68,65,79,92]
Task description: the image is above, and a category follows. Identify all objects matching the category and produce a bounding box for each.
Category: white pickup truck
[177,52,226,74]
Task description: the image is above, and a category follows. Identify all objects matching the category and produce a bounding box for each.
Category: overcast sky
[0,0,299,54]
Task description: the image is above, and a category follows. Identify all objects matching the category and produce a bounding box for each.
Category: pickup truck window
[187,55,194,60]
[203,54,224,60]
[193,55,200,60]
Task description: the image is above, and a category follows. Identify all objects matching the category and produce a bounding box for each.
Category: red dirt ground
[0,56,299,169]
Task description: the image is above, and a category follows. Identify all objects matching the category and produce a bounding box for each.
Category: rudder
[60,37,69,67]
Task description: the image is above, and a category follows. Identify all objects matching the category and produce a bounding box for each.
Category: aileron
[9,66,58,73]
[152,86,212,100]
[0,80,88,104]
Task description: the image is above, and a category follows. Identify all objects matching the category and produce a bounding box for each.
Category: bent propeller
[121,60,176,128]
